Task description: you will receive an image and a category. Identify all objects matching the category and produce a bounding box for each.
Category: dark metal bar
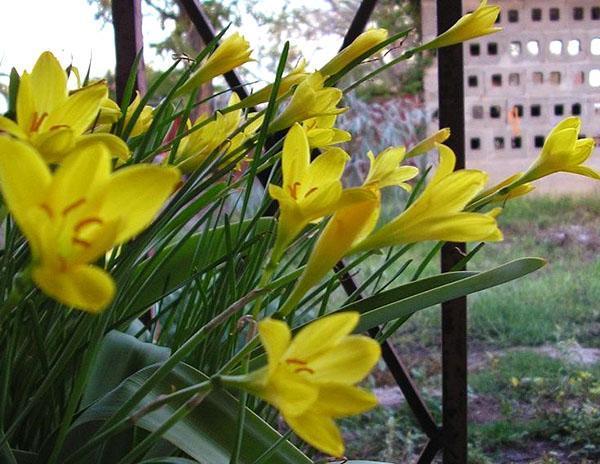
[376,329,440,439]
[437,0,468,463]
[177,0,252,102]
[335,263,441,442]
[416,439,441,464]
[112,0,146,103]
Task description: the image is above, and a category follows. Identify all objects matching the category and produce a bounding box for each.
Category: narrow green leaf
[355,258,546,332]
[65,363,312,464]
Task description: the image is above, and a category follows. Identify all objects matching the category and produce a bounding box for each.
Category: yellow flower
[302,114,351,149]
[280,148,417,313]
[364,147,419,190]
[518,117,598,183]
[0,137,180,312]
[0,51,124,163]
[176,33,253,96]
[237,59,309,109]
[353,144,503,252]
[405,128,451,158]
[418,0,501,51]
[268,124,349,264]
[97,93,153,138]
[319,28,388,77]
[98,97,122,125]
[175,93,244,173]
[224,313,380,457]
[269,73,346,133]
[123,92,154,138]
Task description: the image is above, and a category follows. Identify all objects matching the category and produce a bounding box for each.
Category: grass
[344,194,600,462]
[386,194,600,348]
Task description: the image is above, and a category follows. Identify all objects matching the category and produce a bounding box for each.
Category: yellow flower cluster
[0,52,181,312]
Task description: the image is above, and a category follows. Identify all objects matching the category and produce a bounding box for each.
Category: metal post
[112,0,146,103]
[437,1,468,463]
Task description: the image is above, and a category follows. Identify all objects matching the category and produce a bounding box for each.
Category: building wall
[422,0,600,168]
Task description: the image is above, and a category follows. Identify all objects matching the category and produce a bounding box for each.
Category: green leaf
[81,331,171,409]
[354,258,546,332]
[66,363,312,464]
[130,218,275,311]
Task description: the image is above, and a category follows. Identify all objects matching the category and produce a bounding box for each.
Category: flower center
[39,199,104,251]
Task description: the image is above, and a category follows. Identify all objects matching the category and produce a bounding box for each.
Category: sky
[0,0,340,112]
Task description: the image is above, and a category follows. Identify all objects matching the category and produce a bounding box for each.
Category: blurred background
[1,1,598,462]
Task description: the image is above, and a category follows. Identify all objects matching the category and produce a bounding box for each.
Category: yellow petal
[312,384,379,418]
[0,137,51,233]
[431,143,457,184]
[286,312,359,361]
[407,211,503,243]
[310,335,381,384]
[71,219,121,265]
[32,264,115,313]
[100,164,181,244]
[263,371,318,417]
[298,181,342,220]
[29,51,68,114]
[32,127,76,163]
[75,133,130,162]
[45,82,108,135]
[282,123,310,190]
[258,318,291,377]
[426,169,488,212]
[563,165,600,180]
[0,116,27,139]
[304,147,348,189]
[48,143,111,212]
[284,412,344,457]
[320,28,388,76]
[406,128,451,158]
[281,189,379,313]
[16,72,36,135]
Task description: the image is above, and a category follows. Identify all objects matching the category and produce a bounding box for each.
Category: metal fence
[110,0,468,461]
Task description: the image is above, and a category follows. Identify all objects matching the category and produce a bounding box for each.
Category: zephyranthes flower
[176,33,252,96]
[236,59,309,109]
[175,93,245,172]
[517,117,598,183]
[223,312,380,457]
[319,28,388,76]
[280,148,417,313]
[353,144,502,252]
[96,92,152,147]
[268,124,349,264]
[417,0,501,51]
[0,51,126,163]
[302,113,351,149]
[269,73,346,133]
[0,137,180,312]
